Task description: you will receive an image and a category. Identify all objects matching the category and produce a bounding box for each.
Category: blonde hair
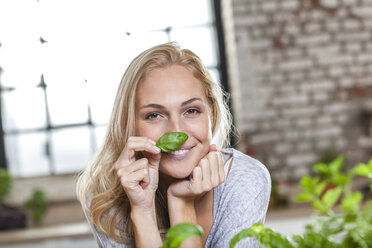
[76,42,233,243]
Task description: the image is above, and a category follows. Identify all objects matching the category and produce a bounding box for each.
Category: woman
[77,43,271,247]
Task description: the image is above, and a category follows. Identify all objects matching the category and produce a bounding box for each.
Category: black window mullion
[38,74,55,175]
[212,0,237,147]
[0,66,8,169]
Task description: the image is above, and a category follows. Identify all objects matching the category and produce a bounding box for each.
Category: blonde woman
[77,43,271,248]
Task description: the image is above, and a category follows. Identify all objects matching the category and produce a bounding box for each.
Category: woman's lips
[167,146,194,160]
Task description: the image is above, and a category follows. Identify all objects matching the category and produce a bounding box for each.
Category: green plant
[156,132,188,152]
[24,188,49,224]
[312,155,350,185]
[230,156,372,248]
[0,168,12,207]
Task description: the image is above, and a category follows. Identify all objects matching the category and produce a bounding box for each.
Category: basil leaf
[162,223,203,248]
[156,132,188,153]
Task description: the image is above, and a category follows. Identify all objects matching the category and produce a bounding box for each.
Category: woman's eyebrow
[141,98,203,109]
[181,98,202,106]
[141,104,165,109]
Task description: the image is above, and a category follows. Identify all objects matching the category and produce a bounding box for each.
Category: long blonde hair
[76,42,233,243]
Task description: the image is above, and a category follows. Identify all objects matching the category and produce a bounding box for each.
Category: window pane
[170,26,217,67]
[2,88,46,131]
[5,132,50,177]
[47,84,89,125]
[51,127,92,174]
[122,0,212,31]
[123,32,169,61]
[0,0,41,88]
[165,0,212,28]
[94,126,108,152]
[208,68,221,86]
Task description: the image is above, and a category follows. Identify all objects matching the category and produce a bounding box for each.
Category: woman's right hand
[114,136,161,211]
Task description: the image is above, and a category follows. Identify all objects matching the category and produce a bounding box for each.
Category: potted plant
[0,168,26,230]
[230,156,372,248]
[24,188,49,226]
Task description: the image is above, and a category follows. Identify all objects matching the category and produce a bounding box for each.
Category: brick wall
[225,0,372,181]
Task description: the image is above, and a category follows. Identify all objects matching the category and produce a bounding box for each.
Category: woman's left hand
[167,144,226,200]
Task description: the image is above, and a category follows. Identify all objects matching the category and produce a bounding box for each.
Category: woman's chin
[161,166,194,180]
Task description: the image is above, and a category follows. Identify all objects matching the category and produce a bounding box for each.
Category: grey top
[85,148,271,248]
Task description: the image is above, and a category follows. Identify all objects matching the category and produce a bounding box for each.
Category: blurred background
[0,0,371,247]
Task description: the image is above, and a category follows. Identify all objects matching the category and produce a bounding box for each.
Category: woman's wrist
[167,193,196,225]
[130,206,162,248]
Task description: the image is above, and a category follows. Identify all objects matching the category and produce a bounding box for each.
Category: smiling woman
[76,43,271,248]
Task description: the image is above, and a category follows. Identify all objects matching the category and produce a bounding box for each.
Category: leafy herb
[161,223,203,248]
[156,132,188,153]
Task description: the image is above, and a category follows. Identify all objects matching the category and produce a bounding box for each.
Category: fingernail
[153,146,161,152]
[149,139,156,145]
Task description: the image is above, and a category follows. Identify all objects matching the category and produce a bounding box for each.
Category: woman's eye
[185,108,200,115]
[145,113,161,119]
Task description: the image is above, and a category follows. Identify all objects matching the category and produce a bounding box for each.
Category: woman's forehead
[135,65,208,105]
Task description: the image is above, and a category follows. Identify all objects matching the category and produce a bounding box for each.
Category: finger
[116,158,148,175]
[116,137,160,167]
[122,168,150,190]
[217,152,226,184]
[142,151,162,170]
[209,144,217,152]
[190,166,202,192]
[200,158,212,190]
[209,152,220,187]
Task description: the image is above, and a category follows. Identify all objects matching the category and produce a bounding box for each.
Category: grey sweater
[86,148,271,247]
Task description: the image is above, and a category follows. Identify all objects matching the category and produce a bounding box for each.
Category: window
[0,0,226,177]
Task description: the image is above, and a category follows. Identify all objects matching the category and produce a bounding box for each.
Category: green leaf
[315,181,327,196]
[300,176,319,192]
[321,186,342,209]
[295,192,313,202]
[313,200,327,214]
[329,155,345,175]
[313,162,329,175]
[344,213,357,222]
[341,192,362,212]
[353,163,371,177]
[229,228,255,248]
[162,223,203,248]
[156,132,188,153]
[250,223,264,233]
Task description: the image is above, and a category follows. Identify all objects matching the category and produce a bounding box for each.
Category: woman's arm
[167,195,203,247]
[131,207,162,247]
[115,136,163,247]
[167,145,225,247]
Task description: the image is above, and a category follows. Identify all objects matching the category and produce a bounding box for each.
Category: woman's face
[135,64,213,180]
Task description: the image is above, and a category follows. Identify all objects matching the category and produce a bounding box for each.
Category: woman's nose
[168,116,183,132]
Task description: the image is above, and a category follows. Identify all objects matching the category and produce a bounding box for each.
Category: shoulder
[206,149,271,247]
[218,148,271,212]
[222,148,271,189]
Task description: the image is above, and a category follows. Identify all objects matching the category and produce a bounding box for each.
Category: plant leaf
[313,162,329,175]
[329,155,344,175]
[295,192,313,202]
[156,132,188,153]
[321,186,342,209]
[229,228,255,248]
[313,200,327,214]
[341,191,362,212]
[353,163,371,177]
[315,181,327,196]
[162,223,203,248]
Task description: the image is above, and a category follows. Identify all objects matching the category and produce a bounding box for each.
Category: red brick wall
[228,0,372,180]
